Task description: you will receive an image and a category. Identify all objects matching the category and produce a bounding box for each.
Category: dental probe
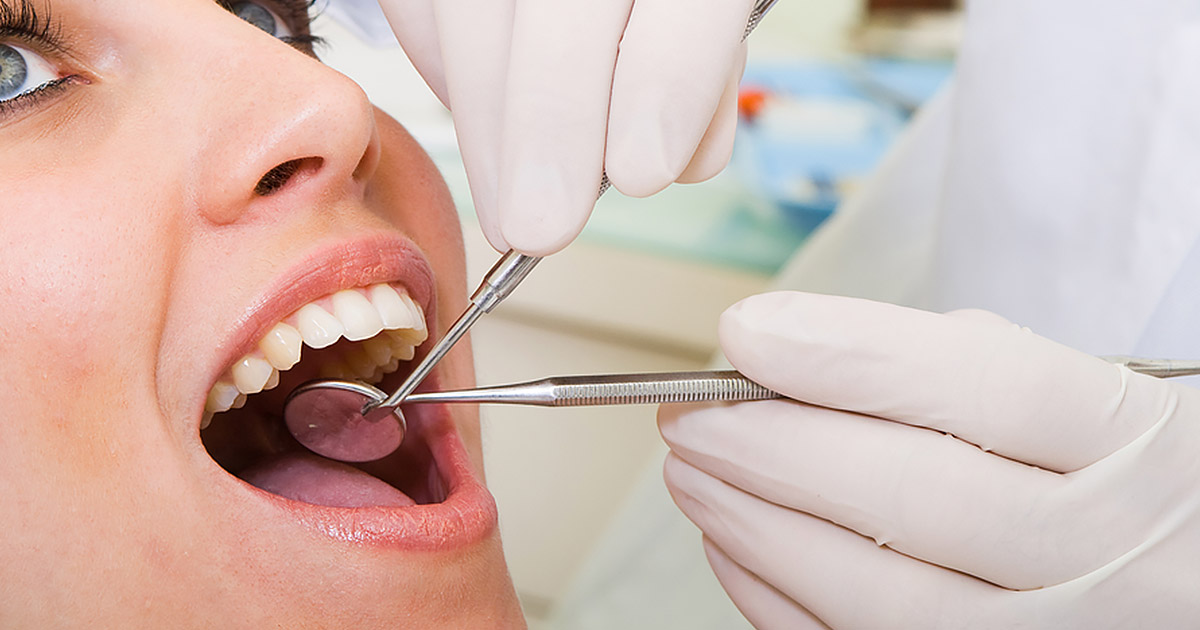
[371,249,541,414]
[275,249,541,462]
[395,369,780,406]
[1102,356,1200,378]
[283,370,781,462]
[357,0,783,416]
[281,0,787,461]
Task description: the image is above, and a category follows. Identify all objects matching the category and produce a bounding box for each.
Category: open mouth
[200,282,443,509]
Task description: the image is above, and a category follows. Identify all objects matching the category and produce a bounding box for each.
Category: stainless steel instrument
[283,370,780,462]
[287,0,787,442]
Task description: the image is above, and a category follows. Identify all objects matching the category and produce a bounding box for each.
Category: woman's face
[0,0,524,626]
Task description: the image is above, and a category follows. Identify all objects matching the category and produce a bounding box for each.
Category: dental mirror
[285,370,788,464]
[283,380,405,463]
[282,249,543,463]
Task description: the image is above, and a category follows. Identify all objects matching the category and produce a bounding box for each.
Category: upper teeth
[202,282,427,427]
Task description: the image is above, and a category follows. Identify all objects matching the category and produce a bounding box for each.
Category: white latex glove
[659,291,1200,629]
[375,0,754,255]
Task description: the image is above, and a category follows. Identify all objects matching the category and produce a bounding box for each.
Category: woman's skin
[0,0,525,626]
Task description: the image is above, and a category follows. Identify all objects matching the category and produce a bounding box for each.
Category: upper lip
[193,231,498,551]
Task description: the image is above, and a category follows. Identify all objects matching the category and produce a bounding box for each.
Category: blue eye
[0,42,58,104]
[231,1,296,39]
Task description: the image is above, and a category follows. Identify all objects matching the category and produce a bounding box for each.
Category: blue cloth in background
[737,58,951,232]
[583,58,952,274]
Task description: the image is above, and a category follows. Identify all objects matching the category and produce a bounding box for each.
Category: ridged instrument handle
[403,370,782,407]
[543,370,781,406]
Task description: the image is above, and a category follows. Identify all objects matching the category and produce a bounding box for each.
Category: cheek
[0,146,186,541]
[370,113,469,323]
[0,146,180,413]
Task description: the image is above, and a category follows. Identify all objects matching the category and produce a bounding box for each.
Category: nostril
[254,157,322,197]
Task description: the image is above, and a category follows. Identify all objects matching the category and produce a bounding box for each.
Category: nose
[181,11,381,225]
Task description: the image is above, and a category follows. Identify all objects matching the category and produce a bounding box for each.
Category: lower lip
[236,381,497,552]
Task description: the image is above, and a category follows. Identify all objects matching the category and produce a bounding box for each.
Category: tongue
[240,451,416,508]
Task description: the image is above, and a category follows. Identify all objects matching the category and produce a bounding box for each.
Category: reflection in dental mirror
[284,379,406,462]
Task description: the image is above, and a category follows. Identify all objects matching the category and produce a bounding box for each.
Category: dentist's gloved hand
[659,291,1200,629]
[375,0,754,255]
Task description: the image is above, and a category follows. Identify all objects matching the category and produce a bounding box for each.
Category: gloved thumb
[718,291,1173,473]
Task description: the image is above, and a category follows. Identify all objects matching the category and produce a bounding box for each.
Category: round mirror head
[283,380,406,463]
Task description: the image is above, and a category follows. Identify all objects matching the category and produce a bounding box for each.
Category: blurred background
[314,1,958,626]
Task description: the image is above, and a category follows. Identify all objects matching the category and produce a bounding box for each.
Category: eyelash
[0,0,323,122]
[0,0,60,46]
[0,0,78,121]
[277,0,323,35]
[217,0,325,54]
[0,76,76,120]
[277,0,327,57]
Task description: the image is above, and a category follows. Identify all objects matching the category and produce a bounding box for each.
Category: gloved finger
[660,400,1137,590]
[605,0,756,197]
[720,292,1172,472]
[702,537,832,630]
[432,0,516,250]
[375,0,449,105]
[494,0,634,256]
[664,454,1023,629]
[676,45,746,185]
